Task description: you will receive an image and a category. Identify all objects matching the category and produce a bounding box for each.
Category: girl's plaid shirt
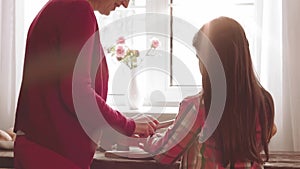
[142,94,263,169]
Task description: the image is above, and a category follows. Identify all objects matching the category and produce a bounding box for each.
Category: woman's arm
[57,1,157,137]
[57,1,136,136]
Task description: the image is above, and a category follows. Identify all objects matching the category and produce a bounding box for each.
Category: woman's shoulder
[46,0,97,30]
[52,0,93,10]
[37,0,94,22]
[50,0,91,4]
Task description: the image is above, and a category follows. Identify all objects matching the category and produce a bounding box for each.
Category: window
[170,0,255,86]
[15,0,269,115]
[20,0,256,108]
[99,0,174,107]
[97,0,149,106]
[97,0,256,107]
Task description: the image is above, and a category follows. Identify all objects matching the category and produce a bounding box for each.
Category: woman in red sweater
[14,0,158,168]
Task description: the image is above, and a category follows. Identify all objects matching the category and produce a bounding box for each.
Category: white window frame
[19,0,256,108]
[104,0,257,107]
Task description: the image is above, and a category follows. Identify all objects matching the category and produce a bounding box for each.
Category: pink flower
[107,36,162,69]
[117,36,126,44]
[150,37,160,49]
[116,44,126,60]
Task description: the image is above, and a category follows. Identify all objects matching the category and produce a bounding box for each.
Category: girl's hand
[132,114,159,137]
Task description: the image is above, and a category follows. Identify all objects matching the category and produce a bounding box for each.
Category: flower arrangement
[107,37,161,69]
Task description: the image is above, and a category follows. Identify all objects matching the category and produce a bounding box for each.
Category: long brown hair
[193,17,274,165]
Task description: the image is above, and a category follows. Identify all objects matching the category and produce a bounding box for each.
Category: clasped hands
[132,114,159,138]
[116,115,175,151]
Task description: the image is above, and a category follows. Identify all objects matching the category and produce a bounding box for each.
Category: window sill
[111,106,179,121]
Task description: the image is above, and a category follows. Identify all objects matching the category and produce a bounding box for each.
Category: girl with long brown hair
[140,16,276,169]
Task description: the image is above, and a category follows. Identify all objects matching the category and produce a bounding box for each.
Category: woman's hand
[132,114,159,137]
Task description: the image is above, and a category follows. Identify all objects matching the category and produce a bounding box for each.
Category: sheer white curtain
[255,0,300,151]
[0,0,17,130]
[0,0,47,130]
[282,0,300,151]
[254,0,283,150]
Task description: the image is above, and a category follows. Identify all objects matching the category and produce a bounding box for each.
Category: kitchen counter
[1,149,300,169]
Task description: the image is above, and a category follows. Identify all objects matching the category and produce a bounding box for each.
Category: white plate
[105,147,153,159]
[0,141,14,150]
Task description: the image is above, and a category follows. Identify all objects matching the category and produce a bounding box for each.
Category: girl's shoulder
[181,92,204,108]
[178,92,205,122]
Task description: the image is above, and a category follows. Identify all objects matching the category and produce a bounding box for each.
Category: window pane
[171,0,255,86]
[96,1,147,95]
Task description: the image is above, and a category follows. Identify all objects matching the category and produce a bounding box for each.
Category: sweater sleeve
[57,1,135,137]
[142,99,204,164]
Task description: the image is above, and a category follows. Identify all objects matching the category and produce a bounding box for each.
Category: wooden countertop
[1,149,300,169]
[92,151,179,169]
[0,149,179,169]
[263,151,300,169]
